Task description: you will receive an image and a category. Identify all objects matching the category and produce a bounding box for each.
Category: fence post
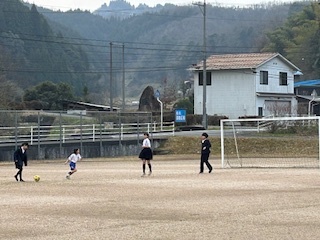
[80,112,83,152]
[37,111,41,160]
[63,127,65,143]
[93,124,95,142]
[121,123,124,140]
[30,126,33,145]
[59,112,62,158]
[137,114,140,148]
[14,111,18,149]
[150,113,154,150]
[172,121,175,136]
[99,112,103,157]
[118,112,122,156]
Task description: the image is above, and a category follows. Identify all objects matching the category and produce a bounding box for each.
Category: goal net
[220,116,320,168]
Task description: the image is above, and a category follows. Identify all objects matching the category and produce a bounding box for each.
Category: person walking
[14,142,29,182]
[65,148,82,179]
[199,133,213,174]
[139,133,153,177]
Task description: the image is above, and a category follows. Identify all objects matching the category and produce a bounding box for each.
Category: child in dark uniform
[13,142,29,182]
[199,132,213,174]
[139,133,153,177]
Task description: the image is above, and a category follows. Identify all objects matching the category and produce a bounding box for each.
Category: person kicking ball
[65,148,81,179]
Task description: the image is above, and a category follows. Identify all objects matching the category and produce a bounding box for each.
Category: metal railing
[0,121,175,145]
[0,110,175,146]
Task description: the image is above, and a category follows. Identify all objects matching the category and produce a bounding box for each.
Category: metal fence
[0,110,174,159]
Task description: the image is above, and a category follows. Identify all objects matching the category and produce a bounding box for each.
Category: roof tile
[196,52,278,70]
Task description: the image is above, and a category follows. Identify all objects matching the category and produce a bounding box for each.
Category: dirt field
[1,154,320,240]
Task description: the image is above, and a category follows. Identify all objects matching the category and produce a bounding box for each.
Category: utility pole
[122,44,125,111]
[110,42,113,111]
[109,42,125,112]
[193,0,207,129]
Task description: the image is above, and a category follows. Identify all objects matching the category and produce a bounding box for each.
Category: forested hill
[0,0,94,105]
[37,2,307,99]
[0,0,314,109]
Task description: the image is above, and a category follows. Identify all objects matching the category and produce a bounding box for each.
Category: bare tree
[266,102,292,117]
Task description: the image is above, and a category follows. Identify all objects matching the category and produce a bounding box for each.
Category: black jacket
[14,148,28,167]
[201,139,211,154]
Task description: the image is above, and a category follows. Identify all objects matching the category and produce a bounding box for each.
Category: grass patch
[161,136,318,158]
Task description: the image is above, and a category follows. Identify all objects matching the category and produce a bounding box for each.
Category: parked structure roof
[63,100,119,111]
[294,79,320,88]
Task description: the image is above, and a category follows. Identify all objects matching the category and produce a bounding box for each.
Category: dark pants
[15,163,23,180]
[200,153,212,173]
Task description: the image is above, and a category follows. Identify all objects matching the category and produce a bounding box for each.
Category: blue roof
[294,80,320,88]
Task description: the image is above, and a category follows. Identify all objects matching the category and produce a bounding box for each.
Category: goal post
[220,116,320,168]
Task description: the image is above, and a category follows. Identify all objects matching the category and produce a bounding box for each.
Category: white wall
[255,57,297,116]
[194,70,256,119]
[255,58,295,94]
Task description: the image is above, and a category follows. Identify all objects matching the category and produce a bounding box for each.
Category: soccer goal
[220,116,320,168]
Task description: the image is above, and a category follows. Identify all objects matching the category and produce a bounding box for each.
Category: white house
[191,52,301,119]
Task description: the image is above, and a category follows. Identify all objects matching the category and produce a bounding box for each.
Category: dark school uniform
[200,139,213,173]
[14,148,28,170]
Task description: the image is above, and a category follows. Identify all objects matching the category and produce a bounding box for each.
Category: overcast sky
[25,0,299,12]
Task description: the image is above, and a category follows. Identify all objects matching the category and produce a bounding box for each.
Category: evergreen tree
[23,81,76,110]
[263,3,320,79]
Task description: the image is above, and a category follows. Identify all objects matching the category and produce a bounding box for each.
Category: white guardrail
[0,121,175,145]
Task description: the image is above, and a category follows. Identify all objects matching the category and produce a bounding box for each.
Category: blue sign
[175,109,187,123]
[155,90,160,99]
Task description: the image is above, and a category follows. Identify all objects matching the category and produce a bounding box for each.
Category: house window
[260,71,268,85]
[279,72,288,85]
[199,72,212,86]
[258,107,263,117]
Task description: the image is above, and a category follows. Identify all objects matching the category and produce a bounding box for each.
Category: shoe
[20,179,25,182]
[199,172,203,174]
[148,171,152,176]
[209,169,213,173]
[66,175,70,180]
[14,175,18,181]
[141,173,146,177]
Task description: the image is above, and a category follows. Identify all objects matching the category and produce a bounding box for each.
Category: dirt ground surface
[1,154,320,240]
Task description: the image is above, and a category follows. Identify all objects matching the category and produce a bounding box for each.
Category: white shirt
[142,138,151,148]
[68,153,82,163]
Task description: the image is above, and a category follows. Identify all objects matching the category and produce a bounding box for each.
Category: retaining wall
[0,138,166,161]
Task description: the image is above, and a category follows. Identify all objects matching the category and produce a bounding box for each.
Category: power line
[0,65,190,74]
[3,31,314,55]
